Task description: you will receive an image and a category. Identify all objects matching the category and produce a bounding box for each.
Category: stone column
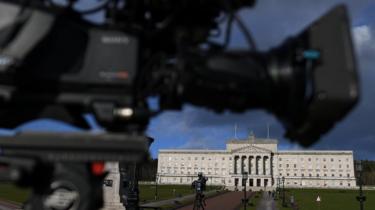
[101,162,126,210]
[263,157,267,175]
[242,156,247,174]
[238,156,242,175]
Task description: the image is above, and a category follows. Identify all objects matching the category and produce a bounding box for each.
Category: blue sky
[3,0,375,160]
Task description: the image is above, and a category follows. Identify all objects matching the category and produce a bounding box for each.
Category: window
[347,174,350,177]
[308,158,311,162]
[324,165,326,169]
[287,173,289,176]
[317,174,319,177]
[323,158,326,162]
[195,157,198,160]
[339,174,342,177]
[324,174,327,177]
[331,158,334,162]
[286,164,289,168]
[294,173,297,176]
[309,174,312,177]
[347,164,350,168]
[279,173,282,176]
[332,174,334,177]
[202,157,204,160]
[229,157,232,160]
[222,157,225,160]
[294,164,297,168]
[301,173,304,177]
[279,164,282,167]
[339,165,342,168]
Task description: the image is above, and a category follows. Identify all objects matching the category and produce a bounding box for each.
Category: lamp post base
[101,162,126,210]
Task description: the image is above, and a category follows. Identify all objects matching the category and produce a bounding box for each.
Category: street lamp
[154,173,159,200]
[242,172,249,210]
[356,161,366,210]
[277,177,280,199]
[282,176,286,207]
[274,177,279,200]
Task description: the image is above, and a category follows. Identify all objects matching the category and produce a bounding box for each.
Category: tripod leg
[119,163,140,210]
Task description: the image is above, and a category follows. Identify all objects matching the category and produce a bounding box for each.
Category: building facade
[157,136,356,190]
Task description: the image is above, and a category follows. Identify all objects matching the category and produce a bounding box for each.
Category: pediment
[231,145,271,154]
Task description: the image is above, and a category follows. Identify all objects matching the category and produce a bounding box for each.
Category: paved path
[141,190,220,209]
[176,191,252,210]
[256,192,278,210]
[0,199,22,210]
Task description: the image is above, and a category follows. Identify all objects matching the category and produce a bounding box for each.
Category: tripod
[193,192,206,210]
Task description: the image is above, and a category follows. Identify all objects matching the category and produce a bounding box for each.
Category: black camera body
[0,0,359,146]
[192,176,208,193]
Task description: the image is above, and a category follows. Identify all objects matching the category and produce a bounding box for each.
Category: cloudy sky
[3,0,375,160]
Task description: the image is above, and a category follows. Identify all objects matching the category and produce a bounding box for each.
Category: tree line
[357,160,375,185]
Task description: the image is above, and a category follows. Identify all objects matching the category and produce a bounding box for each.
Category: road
[0,199,22,210]
[256,192,278,210]
[176,191,253,210]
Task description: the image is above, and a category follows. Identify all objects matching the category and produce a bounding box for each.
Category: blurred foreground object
[0,0,359,209]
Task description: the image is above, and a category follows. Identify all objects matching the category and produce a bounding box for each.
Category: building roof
[226,138,278,144]
[159,149,228,154]
[278,150,353,155]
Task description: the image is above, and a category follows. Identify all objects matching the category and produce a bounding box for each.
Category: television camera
[192,172,208,210]
[0,0,359,209]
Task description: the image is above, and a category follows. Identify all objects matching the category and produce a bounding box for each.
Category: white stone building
[157,136,356,190]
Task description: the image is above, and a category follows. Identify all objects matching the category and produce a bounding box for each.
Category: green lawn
[0,182,220,205]
[277,188,375,210]
[0,183,30,203]
[139,184,221,203]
